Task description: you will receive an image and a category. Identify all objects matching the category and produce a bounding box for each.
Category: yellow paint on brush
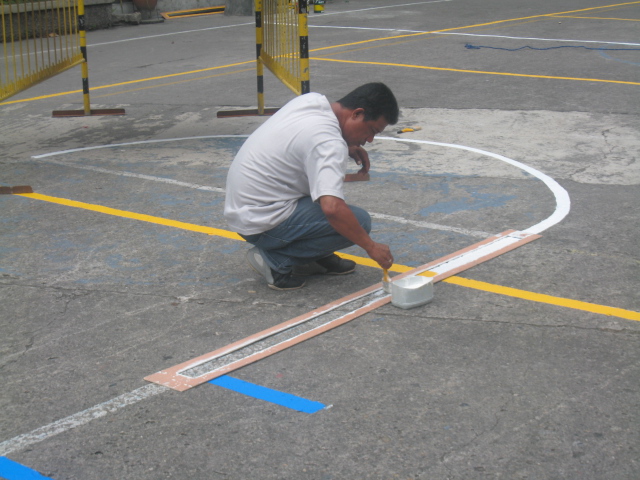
[13,193,640,322]
[336,252,413,273]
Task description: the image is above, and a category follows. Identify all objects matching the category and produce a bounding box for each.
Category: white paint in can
[390,276,434,309]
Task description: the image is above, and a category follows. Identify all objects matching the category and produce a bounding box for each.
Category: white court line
[31,135,247,159]
[309,25,640,47]
[314,0,451,17]
[0,384,167,456]
[83,1,449,48]
[7,136,568,455]
[370,212,490,238]
[432,32,640,47]
[377,137,571,235]
[38,157,226,194]
[31,136,492,238]
[87,23,254,47]
[14,29,638,63]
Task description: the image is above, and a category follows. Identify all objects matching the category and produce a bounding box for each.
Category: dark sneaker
[269,271,306,291]
[246,247,306,291]
[293,253,356,276]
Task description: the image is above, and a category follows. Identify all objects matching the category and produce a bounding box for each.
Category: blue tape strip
[0,457,51,480]
[209,375,325,414]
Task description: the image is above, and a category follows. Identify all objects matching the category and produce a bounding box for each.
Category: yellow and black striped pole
[218,0,309,118]
[255,0,265,115]
[299,0,310,94]
[77,0,91,115]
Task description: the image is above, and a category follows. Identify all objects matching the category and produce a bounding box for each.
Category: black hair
[337,82,399,125]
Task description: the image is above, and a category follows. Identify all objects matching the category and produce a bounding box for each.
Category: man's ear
[352,108,365,119]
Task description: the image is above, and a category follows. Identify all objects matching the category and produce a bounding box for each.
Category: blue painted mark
[105,254,144,271]
[419,185,516,216]
[209,375,326,414]
[598,49,640,66]
[0,457,52,480]
[202,136,246,154]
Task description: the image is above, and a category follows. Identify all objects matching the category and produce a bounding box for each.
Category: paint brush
[382,269,391,294]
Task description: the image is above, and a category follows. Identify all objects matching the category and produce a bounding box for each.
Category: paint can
[391,276,434,309]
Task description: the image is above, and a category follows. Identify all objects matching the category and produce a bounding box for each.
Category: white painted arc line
[12,136,567,454]
[32,135,567,236]
[32,135,569,235]
[31,135,571,233]
[376,137,571,235]
[30,135,250,159]
[0,384,167,456]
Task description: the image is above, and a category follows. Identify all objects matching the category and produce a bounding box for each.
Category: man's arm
[319,195,393,269]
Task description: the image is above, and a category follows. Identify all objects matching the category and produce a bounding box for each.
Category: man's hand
[348,145,370,174]
[365,242,394,270]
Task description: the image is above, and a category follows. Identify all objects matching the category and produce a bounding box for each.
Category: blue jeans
[241,196,371,273]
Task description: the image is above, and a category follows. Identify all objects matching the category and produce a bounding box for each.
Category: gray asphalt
[1,0,639,479]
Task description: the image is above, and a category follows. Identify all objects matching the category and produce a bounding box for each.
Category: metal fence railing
[1,0,83,102]
[255,0,309,114]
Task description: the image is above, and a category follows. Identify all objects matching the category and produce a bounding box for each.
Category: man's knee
[351,206,371,233]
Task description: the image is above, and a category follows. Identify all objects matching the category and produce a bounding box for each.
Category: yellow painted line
[17,193,243,241]
[551,15,640,21]
[444,276,640,322]
[311,57,640,86]
[337,252,415,274]
[3,1,639,106]
[0,61,254,105]
[92,67,255,99]
[312,19,546,60]
[338,253,640,321]
[3,1,638,107]
[310,1,640,53]
[13,192,640,322]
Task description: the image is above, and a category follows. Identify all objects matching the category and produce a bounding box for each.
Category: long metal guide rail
[145,230,540,391]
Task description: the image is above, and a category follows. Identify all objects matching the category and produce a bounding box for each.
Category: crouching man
[224,82,399,290]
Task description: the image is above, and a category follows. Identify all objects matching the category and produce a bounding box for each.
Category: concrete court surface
[1,0,639,478]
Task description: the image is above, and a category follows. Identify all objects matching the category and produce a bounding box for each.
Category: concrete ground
[1,0,639,478]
